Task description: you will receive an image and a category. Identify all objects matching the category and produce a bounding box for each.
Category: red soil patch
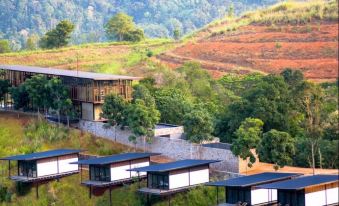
[158,22,338,82]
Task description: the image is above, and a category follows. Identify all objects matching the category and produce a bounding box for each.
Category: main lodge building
[0,65,139,121]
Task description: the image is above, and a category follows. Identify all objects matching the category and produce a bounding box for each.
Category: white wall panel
[251,189,277,205]
[131,161,149,177]
[305,190,326,206]
[110,164,130,181]
[37,158,58,177]
[189,169,209,185]
[169,171,189,189]
[326,187,338,205]
[58,156,78,173]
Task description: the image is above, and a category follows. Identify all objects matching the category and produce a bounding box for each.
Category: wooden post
[109,187,112,206]
[36,183,39,199]
[8,160,10,178]
[138,172,140,189]
[216,187,219,205]
[168,195,171,206]
[89,186,91,199]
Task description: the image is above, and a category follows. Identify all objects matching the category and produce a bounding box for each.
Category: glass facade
[278,190,305,206]
[148,172,169,190]
[226,186,251,204]
[18,160,37,177]
[89,165,111,182]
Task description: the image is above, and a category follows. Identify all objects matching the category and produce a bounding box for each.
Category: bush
[0,184,11,202]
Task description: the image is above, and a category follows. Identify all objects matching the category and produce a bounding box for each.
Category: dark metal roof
[206,172,302,187]
[258,175,339,190]
[128,159,220,172]
[0,65,139,80]
[71,153,160,165]
[0,149,82,161]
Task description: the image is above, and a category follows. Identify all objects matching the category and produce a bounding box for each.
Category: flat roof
[71,153,160,165]
[206,172,302,187]
[258,175,338,190]
[0,149,82,161]
[128,159,220,172]
[0,65,139,80]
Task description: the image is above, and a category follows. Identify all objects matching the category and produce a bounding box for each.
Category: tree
[183,108,213,144]
[24,75,51,115]
[228,4,235,18]
[25,35,39,50]
[173,28,180,40]
[0,40,11,53]
[101,94,128,141]
[125,99,160,151]
[10,84,29,110]
[299,82,324,174]
[258,129,295,170]
[40,20,75,49]
[155,88,192,125]
[123,28,145,42]
[132,84,156,108]
[47,77,71,124]
[231,118,264,169]
[105,13,144,42]
[0,79,10,102]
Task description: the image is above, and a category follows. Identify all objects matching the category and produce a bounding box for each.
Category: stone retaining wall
[78,120,240,173]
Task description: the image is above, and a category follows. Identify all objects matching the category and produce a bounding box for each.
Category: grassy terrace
[0,111,222,206]
[198,0,338,37]
[0,39,176,76]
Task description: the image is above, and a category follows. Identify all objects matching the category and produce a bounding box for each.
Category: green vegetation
[9,75,75,123]
[209,0,338,37]
[105,13,145,42]
[0,40,11,53]
[0,112,220,205]
[246,0,338,25]
[0,0,279,49]
[39,20,75,49]
[0,79,10,102]
[258,129,295,170]
[231,118,264,167]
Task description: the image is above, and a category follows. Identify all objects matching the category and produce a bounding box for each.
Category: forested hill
[1,0,277,49]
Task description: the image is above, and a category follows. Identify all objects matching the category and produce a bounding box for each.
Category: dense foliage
[105,13,144,42]
[39,20,75,49]
[131,62,338,170]
[0,0,278,49]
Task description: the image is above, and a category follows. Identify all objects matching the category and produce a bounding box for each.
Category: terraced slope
[158,1,338,82]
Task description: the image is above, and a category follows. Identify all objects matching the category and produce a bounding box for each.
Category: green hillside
[0,112,221,206]
[0,0,278,49]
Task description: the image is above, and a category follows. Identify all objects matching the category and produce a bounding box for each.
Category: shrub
[0,184,11,202]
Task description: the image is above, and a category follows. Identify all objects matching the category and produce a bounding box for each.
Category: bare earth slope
[158,21,338,82]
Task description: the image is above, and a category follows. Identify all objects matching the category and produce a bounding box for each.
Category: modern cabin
[258,175,339,206]
[0,65,139,121]
[71,153,160,188]
[0,149,81,182]
[206,172,302,206]
[129,159,220,196]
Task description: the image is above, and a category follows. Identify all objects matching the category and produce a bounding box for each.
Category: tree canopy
[105,13,144,42]
[231,118,264,167]
[258,129,296,170]
[40,20,75,49]
[0,40,11,53]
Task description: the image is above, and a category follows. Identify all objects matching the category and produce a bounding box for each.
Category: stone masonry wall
[78,120,240,173]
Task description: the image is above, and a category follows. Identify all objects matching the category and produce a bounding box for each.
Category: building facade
[0,65,138,121]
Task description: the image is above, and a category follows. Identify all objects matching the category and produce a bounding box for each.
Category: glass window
[226,187,251,204]
[18,160,37,178]
[90,165,111,182]
[149,172,169,190]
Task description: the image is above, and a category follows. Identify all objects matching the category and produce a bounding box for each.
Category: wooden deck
[138,185,199,196]
[10,171,79,182]
[82,176,146,188]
